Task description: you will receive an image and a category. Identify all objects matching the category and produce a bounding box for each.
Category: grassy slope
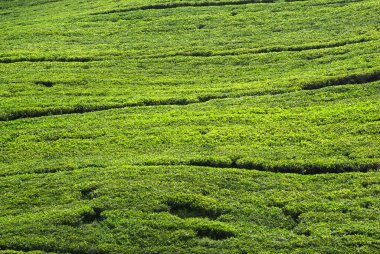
[0,166,379,253]
[1,83,380,176]
[0,0,379,253]
[1,0,379,120]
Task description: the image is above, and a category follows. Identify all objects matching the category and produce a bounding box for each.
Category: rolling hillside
[0,0,379,253]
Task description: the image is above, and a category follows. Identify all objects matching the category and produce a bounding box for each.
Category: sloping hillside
[0,0,379,253]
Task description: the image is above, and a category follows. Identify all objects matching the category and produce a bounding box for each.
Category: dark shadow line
[142,38,372,59]
[139,161,380,175]
[0,57,97,64]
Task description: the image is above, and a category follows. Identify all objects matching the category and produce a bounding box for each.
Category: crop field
[0,0,379,253]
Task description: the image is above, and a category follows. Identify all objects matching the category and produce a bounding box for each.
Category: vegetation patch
[80,187,98,200]
[82,207,105,224]
[166,194,225,219]
[195,225,235,240]
[34,81,54,88]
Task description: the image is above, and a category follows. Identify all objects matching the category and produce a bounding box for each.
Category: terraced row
[1,81,379,176]
[0,165,379,253]
[1,0,379,121]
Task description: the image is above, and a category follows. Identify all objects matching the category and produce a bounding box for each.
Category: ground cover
[1,0,379,120]
[0,0,379,253]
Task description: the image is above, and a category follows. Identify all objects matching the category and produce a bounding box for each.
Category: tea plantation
[0,0,379,253]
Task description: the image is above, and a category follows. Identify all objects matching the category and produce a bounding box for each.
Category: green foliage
[0,166,379,253]
[1,0,379,120]
[0,0,379,253]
